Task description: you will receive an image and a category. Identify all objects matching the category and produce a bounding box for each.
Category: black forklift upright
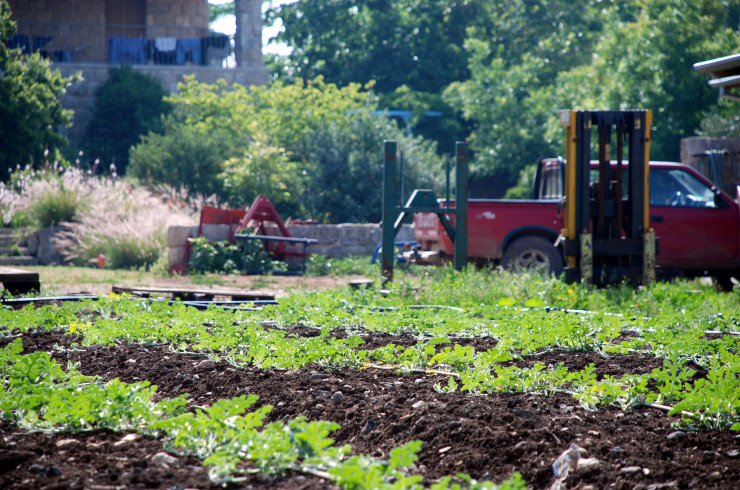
[560,110,656,286]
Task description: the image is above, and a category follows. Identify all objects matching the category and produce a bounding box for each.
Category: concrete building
[7,0,268,143]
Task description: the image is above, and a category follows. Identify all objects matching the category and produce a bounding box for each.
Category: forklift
[559,110,656,286]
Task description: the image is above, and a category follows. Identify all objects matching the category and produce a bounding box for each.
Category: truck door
[650,168,738,269]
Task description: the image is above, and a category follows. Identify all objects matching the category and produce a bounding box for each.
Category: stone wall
[166,223,416,269]
[147,0,208,30]
[681,137,740,194]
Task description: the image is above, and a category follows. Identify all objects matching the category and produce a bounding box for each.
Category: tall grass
[1,164,198,269]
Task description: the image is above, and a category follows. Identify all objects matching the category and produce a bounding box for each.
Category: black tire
[501,236,564,276]
[713,272,739,292]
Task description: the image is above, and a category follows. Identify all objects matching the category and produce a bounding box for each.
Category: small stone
[512,409,534,418]
[412,400,426,409]
[310,372,329,380]
[646,481,679,490]
[361,419,377,435]
[46,466,61,477]
[447,421,462,430]
[726,449,740,458]
[309,409,322,418]
[125,359,136,364]
[29,464,46,475]
[643,468,651,476]
[114,433,141,446]
[666,431,687,442]
[192,374,200,381]
[701,451,715,463]
[710,471,722,480]
[332,391,344,403]
[414,378,425,384]
[576,458,600,474]
[588,430,600,437]
[439,446,452,453]
[197,359,216,370]
[151,452,178,467]
[620,466,642,474]
[55,438,80,449]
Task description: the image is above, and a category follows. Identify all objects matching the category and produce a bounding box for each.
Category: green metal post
[454,142,469,271]
[382,141,397,283]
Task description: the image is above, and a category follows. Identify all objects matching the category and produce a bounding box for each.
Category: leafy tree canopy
[129,76,443,222]
[0,0,76,181]
[268,0,740,195]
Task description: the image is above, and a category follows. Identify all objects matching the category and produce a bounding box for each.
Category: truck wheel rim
[514,250,550,273]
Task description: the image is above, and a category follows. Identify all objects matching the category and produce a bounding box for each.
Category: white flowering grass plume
[1,164,197,269]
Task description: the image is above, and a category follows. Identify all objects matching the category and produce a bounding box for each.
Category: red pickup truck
[412,159,740,288]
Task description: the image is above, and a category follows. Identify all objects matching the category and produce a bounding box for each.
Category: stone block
[167,225,196,248]
[168,247,186,267]
[200,224,231,243]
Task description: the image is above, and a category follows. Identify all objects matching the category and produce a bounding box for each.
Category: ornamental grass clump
[1,163,197,269]
[52,176,196,269]
[1,162,87,230]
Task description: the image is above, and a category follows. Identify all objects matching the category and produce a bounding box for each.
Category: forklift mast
[559,110,656,286]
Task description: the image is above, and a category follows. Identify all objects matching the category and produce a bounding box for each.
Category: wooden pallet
[0,267,40,295]
[111,285,274,302]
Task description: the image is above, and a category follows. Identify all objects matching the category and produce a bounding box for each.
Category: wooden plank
[111,285,274,301]
[0,267,41,295]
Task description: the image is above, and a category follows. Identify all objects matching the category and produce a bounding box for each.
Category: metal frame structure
[381,141,469,283]
[560,110,656,286]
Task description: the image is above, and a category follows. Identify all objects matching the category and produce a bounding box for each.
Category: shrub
[129,77,444,222]
[81,65,171,175]
[188,237,243,275]
[188,236,289,275]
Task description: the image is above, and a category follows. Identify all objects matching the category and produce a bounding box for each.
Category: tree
[0,0,76,181]
[266,0,490,153]
[443,0,617,189]
[81,65,171,174]
[553,0,740,161]
[129,76,444,222]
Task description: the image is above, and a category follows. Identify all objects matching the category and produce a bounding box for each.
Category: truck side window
[651,169,717,208]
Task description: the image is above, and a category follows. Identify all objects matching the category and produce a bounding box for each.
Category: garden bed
[1,271,739,489]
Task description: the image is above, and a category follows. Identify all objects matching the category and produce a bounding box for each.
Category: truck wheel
[713,272,739,292]
[501,236,564,276]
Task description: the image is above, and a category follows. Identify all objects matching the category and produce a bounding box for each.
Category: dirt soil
[46,273,366,300]
[1,327,739,490]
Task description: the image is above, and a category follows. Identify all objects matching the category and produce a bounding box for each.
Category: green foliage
[130,76,443,222]
[504,164,538,200]
[0,339,188,431]
[187,236,243,275]
[0,0,76,182]
[305,254,377,277]
[28,179,85,229]
[81,65,171,174]
[187,236,288,275]
[699,99,740,138]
